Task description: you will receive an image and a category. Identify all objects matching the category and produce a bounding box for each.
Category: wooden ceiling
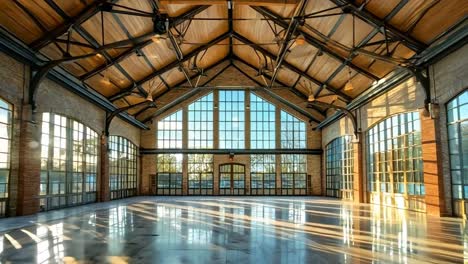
[0,0,466,123]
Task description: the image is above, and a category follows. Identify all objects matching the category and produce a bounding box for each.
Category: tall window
[188,93,213,149]
[281,154,307,194]
[0,98,12,217]
[325,136,354,199]
[367,112,424,196]
[219,90,245,149]
[109,136,138,200]
[40,113,98,210]
[157,110,183,149]
[251,94,275,149]
[188,154,213,194]
[448,90,468,200]
[157,154,183,195]
[281,110,306,148]
[251,155,276,195]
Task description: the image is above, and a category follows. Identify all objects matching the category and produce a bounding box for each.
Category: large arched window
[447,90,468,202]
[325,136,354,200]
[40,113,98,211]
[366,112,424,197]
[0,98,12,217]
[109,136,138,200]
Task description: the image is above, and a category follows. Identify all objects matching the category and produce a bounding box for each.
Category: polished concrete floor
[0,197,466,264]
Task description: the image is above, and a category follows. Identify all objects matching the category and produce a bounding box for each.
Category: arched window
[366,112,424,197]
[40,113,98,211]
[0,98,12,217]
[447,90,468,202]
[109,136,138,200]
[325,136,354,200]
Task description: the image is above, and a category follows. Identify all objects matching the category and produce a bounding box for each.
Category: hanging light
[95,53,103,58]
[344,67,354,91]
[295,34,306,46]
[151,34,161,43]
[145,92,153,102]
[308,94,315,102]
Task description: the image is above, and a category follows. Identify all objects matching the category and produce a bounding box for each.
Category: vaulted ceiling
[0,0,466,125]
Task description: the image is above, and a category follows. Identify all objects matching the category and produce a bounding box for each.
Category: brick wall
[140,66,323,196]
[0,51,141,215]
[321,44,468,215]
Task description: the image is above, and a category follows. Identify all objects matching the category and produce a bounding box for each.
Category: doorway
[219,163,245,195]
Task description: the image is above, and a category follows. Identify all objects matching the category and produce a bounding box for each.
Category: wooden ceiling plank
[328,0,426,52]
[109,31,230,102]
[160,0,300,6]
[233,32,352,102]
[251,6,379,81]
[31,0,111,51]
[79,5,209,80]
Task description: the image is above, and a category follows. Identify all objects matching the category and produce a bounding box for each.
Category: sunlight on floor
[0,197,466,263]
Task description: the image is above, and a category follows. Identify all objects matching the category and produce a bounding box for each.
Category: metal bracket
[409,67,431,110]
[307,100,359,139]
[105,101,155,136]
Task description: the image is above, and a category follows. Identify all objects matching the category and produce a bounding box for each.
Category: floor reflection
[0,197,466,263]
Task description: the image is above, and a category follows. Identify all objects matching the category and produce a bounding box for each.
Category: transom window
[367,112,424,196]
[447,90,468,200]
[109,136,138,200]
[219,90,245,149]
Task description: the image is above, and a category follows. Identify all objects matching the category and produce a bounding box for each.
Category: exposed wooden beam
[30,0,111,51]
[232,32,352,102]
[233,56,326,120]
[159,0,299,6]
[79,5,210,80]
[269,0,308,87]
[109,32,230,102]
[251,6,379,81]
[328,0,427,52]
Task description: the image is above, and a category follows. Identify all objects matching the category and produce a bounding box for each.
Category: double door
[219,163,245,195]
